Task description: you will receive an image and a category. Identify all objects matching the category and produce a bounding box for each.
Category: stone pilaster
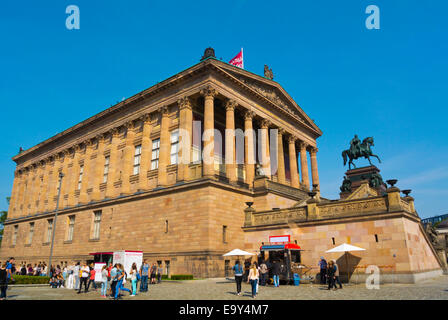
[244,111,255,187]
[46,156,59,211]
[79,140,94,204]
[59,150,71,208]
[105,128,120,199]
[121,121,136,195]
[225,100,237,183]
[177,97,192,182]
[138,114,152,190]
[9,171,20,218]
[38,159,51,213]
[288,136,299,188]
[299,141,310,190]
[277,129,286,184]
[200,86,218,178]
[310,147,320,191]
[158,106,170,187]
[91,135,106,201]
[260,119,271,178]
[67,146,81,206]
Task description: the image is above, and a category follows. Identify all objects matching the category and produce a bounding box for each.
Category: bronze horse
[342,137,381,170]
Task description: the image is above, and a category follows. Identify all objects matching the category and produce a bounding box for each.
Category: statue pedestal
[340,165,386,199]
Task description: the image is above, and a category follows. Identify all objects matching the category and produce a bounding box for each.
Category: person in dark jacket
[0,263,8,300]
[326,260,337,290]
[272,261,281,287]
[318,257,327,284]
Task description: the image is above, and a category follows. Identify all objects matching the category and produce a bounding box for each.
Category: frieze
[318,198,387,218]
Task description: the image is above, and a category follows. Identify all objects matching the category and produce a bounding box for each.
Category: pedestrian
[318,257,327,285]
[110,264,118,298]
[326,260,337,290]
[129,263,138,296]
[140,259,149,292]
[114,264,131,299]
[272,260,281,287]
[66,264,74,289]
[232,260,244,296]
[150,263,157,284]
[100,265,108,298]
[0,263,8,300]
[20,264,27,275]
[77,262,90,293]
[259,260,268,286]
[247,262,259,298]
[243,259,251,282]
[62,265,67,287]
[333,260,343,289]
[6,258,14,285]
[157,264,163,284]
[73,262,80,290]
[87,264,97,291]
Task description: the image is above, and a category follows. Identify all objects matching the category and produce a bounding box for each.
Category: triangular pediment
[346,183,378,200]
[213,62,321,135]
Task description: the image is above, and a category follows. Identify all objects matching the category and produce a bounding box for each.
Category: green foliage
[0,197,9,245]
[170,274,194,280]
[11,275,51,285]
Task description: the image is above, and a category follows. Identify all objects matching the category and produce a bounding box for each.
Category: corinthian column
[91,135,106,201]
[225,100,237,183]
[46,156,59,211]
[158,106,170,187]
[310,147,320,190]
[244,111,255,187]
[260,119,271,178]
[106,128,120,198]
[67,146,81,206]
[177,97,192,182]
[200,86,218,178]
[288,136,299,188]
[121,121,136,195]
[138,114,152,190]
[299,141,310,190]
[277,129,286,184]
[59,150,71,209]
[79,140,94,204]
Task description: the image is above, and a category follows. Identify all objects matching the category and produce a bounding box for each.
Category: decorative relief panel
[318,198,387,218]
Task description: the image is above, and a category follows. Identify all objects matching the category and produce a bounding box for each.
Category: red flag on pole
[229,48,244,69]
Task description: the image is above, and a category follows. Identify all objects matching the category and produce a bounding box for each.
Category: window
[332,237,335,245]
[92,211,102,240]
[133,145,142,175]
[67,215,75,241]
[151,139,160,170]
[13,225,18,246]
[222,225,227,243]
[375,234,379,242]
[170,130,179,165]
[103,156,110,183]
[46,219,53,243]
[78,165,84,190]
[165,220,168,233]
[28,222,34,245]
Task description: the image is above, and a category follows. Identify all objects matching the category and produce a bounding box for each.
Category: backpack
[137,272,141,281]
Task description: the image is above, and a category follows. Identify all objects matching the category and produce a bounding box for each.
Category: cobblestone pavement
[5,275,448,300]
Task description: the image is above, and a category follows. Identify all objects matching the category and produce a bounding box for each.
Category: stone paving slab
[4,275,448,300]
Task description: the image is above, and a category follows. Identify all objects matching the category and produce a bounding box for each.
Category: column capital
[225,99,237,112]
[309,146,318,154]
[200,86,218,99]
[244,110,255,120]
[159,105,170,116]
[288,135,298,144]
[62,149,70,157]
[178,96,192,110]
[299,141,309,150]
[85,138,95,148]
[95,133,105,143]
[260,119,271,129]
[109,127,120,137]
[124,120,135,130]
[139,113,151,123]
[278,128,286,135]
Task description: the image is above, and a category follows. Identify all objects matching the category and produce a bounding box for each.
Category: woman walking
[326,260,337,290]
[247,262,259,298]
[114,264,131,300]
[129,263,138,296]
[100,265,108,298]
[232,260,244,296]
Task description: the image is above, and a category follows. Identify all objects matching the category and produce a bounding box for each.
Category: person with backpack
[318,257,328,284]
[259,260,268,286]
[232,260,244,296]
[140,260,149,292]
[109,264,118,298]
[326,260,337,290]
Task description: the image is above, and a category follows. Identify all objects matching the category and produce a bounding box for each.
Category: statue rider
[350,135,361,158]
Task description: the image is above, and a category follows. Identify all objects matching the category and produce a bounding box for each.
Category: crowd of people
[0,257,165,300]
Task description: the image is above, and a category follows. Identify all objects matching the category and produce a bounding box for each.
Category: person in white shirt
[247,262,260,299]
[77,262,90,294]
[73,262,80,290]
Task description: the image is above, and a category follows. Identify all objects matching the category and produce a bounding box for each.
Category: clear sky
[0,0,447,218]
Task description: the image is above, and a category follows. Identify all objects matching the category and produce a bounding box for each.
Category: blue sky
[0,0,447,218]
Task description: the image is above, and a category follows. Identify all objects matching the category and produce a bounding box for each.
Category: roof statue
[342,135,381,170]
[201,47,216,61]
[264,65,274,80]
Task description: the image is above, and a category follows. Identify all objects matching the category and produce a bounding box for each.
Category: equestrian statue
[342,135,381,170]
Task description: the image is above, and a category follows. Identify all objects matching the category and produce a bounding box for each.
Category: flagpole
[241,47,244,69]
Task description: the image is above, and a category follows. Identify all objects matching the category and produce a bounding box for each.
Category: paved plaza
[5,275,448,300]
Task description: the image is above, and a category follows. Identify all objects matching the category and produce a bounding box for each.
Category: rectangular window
[151,139,160,170]
[92,211,102,240]
[78,165,84,190]
[67,215,75,241]
[103,156,110,183]
[46,219,53,243]
[170,130,179,165]
[13,225,18,246]
[28,222,34,245]
[222,225,227,243]
[133,145,142,175]
[165,220,169,233]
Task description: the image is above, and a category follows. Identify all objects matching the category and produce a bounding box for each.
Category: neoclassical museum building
[0,49,443,282]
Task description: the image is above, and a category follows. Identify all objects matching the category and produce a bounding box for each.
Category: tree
[0,197,10,246]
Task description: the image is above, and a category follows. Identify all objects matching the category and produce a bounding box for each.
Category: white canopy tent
[222,249,255,257]
[326,243,366,282]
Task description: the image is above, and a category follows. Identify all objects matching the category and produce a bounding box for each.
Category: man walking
[333,260,343,289]
[140,260,149,292]
[272,260,281,287]
[259,260,268,286]
[318,257,327,285]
